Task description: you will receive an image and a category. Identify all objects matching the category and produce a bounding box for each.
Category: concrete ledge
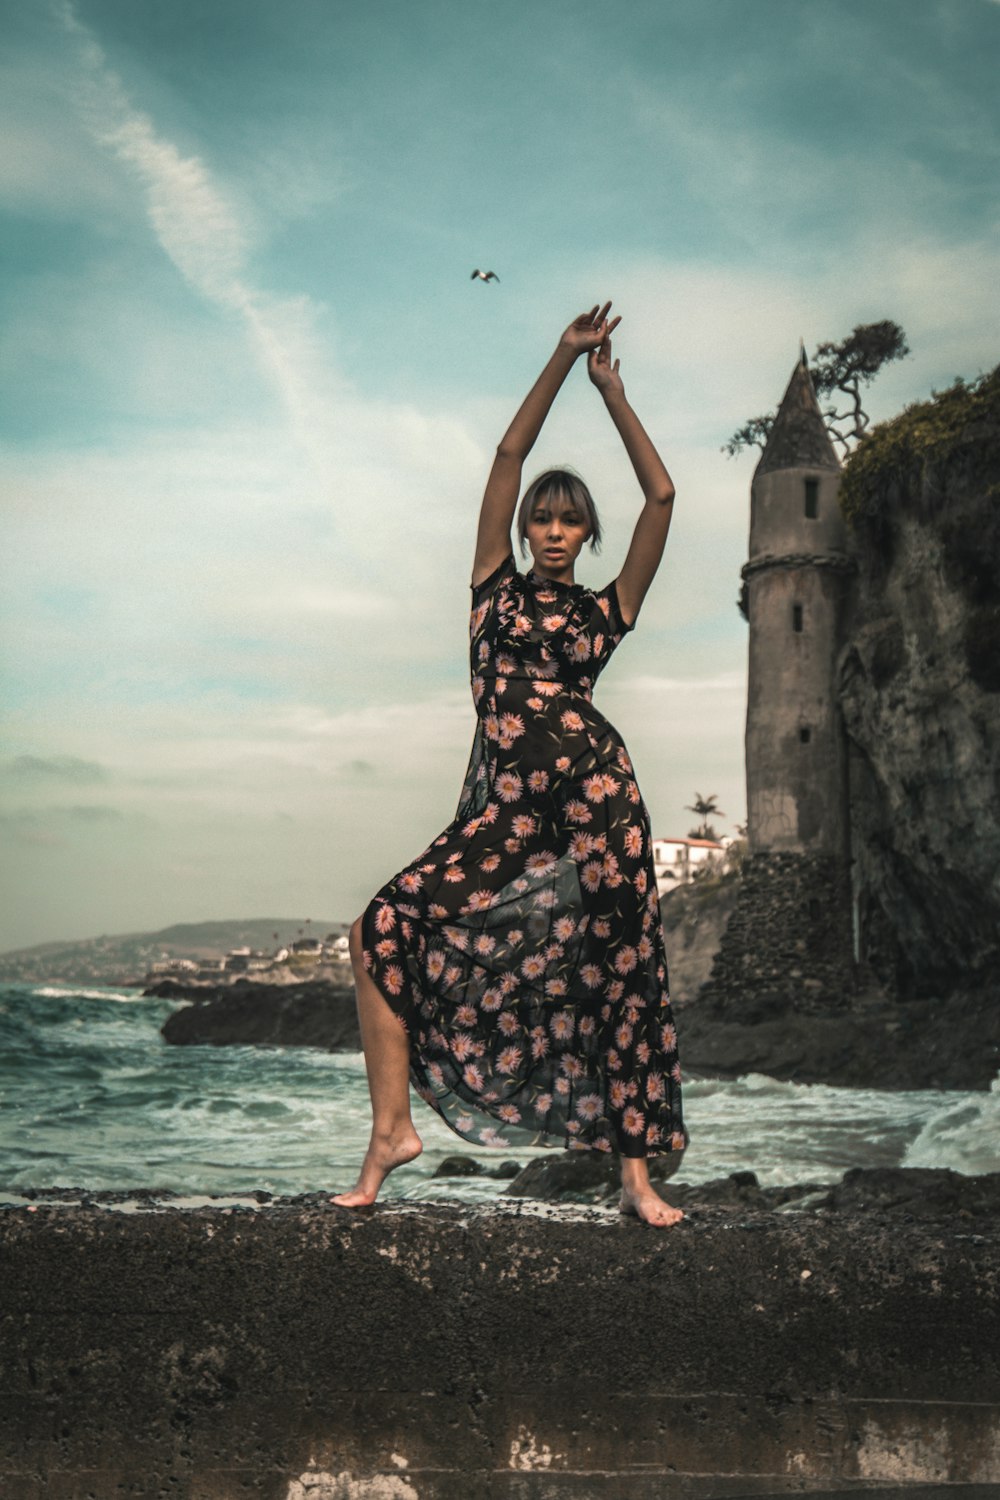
[1,1198,998,1498]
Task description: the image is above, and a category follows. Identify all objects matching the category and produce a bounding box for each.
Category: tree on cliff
[723,321,911,460]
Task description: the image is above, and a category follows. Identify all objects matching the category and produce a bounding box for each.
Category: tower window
[808,898,821,921]
[792,603,803,632]
[804,478,819,518]
[799,726,811,743]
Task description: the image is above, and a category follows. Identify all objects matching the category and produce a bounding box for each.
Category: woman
[332,302,688,1227]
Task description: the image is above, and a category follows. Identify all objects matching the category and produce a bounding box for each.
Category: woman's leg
[329,918,423,1207]
[619,1156,684,1227]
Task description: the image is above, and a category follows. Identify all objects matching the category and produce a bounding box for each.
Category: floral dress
[360,553,688,1158]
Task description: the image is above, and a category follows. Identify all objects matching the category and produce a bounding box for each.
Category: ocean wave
[29,986,148,1003]
[902,1078,1000,1175]
[4,979,998,1196]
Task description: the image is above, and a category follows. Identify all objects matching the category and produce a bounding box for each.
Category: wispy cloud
[8,754,107,782]
[58,2,338,463]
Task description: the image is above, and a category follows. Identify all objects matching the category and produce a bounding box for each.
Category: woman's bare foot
[329,1128,423,1207]
[619,1156,684,1228]
[619,1182,684,1227]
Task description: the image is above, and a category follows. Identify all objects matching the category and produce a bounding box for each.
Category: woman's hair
[515,468,602,556]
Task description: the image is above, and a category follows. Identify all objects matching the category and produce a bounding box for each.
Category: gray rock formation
[503,1158,1000,1216]
[838,369,1000,997]
[676,980,1000,1089]
[155,978,361,1051]
[658,871,741,1005]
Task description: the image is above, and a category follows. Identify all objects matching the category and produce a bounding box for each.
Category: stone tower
[701,354,858,1016]
[744,353,850,860]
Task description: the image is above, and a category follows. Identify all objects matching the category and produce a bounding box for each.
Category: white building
[148,957,198,976]
[324,935,351,963]
[652,836,729,898]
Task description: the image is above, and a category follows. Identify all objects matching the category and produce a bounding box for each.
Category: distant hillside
[0,918,343,987]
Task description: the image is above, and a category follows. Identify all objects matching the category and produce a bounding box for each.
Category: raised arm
[472,304,620,587]
[587,331,675,628]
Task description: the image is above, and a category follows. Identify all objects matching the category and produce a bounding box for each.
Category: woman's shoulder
[588,576,634,638]
[471,551,520,603]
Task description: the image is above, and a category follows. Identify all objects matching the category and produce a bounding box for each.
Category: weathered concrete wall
[2,1198,998,1498]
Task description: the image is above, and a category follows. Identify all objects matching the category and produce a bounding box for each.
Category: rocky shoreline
[10,1165,1000,1219]
[676,978,1000,1091]
[152,970,1000,1092]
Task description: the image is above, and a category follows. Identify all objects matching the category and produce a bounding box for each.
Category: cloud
[8,754,107,782]
[58,2,339,465]
[0,812,67,849]
[341,758,376,777]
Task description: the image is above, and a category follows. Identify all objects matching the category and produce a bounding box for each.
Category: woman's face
[525,489,590,580]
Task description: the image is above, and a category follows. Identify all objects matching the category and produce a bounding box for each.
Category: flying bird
[471,269,500,283]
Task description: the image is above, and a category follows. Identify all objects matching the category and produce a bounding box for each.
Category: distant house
[196,960,227,980]
[148,957,198,976]
[290,938,322,957]
[652,836,729,898]
[224,947,252,973]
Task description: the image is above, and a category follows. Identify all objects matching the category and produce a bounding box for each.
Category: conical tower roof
[754,353,841,477]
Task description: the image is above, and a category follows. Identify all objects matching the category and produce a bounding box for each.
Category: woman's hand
[558,302,621,359]
[588,329,625,399]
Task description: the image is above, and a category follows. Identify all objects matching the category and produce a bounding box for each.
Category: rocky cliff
[658,870,741,1006]
[838,366,1000,998]
[671,368,1000,1089]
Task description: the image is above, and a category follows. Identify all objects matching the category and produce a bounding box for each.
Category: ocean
[1,982,997,1204]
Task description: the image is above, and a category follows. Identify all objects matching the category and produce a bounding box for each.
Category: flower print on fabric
[360,552,688,1159]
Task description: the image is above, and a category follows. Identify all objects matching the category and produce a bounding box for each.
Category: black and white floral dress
[360,553,688,1158]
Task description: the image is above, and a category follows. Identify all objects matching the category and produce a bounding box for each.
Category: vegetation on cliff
[840,363,1000,525]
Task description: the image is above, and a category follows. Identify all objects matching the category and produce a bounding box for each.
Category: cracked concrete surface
[1,1197,998,1497]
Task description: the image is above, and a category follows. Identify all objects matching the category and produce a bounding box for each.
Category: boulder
[157,978,360,1051]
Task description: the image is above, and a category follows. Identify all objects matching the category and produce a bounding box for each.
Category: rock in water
[156,978,360,1051]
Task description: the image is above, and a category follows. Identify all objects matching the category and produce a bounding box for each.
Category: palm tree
[685,791,725,842]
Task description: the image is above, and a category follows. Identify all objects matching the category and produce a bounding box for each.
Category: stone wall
[2,1198,999,1497]
[695,852,856,1019]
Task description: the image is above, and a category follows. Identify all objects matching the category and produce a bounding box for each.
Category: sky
[1,0,998,951]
